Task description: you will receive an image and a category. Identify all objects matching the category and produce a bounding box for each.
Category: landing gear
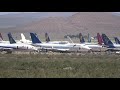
[88,49,93,53]
[105,49,113,55]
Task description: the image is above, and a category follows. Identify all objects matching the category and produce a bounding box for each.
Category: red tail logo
[97,33,103,45]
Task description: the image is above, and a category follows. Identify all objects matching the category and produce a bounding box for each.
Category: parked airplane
[114,37,120,44]
[79,33,98,45]
[0,33,9,43]
[102,34,120,51]
[79,33,105,51]
[79,33,85,44]
[0,33,32,44]
[97,33,103,45]
[45,32,50,43]
[0,33,38,53]
[44,32,71,44]
[19,33,32,44]
[30,33,92,52]
[0,33,3,41]
[88,33,91,43]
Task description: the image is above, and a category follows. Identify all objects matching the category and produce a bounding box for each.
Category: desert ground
[0,53,120,78]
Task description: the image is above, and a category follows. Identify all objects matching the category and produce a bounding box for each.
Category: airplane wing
[49,48,70,52]
[38,47,70,52]
[53,48,69,51]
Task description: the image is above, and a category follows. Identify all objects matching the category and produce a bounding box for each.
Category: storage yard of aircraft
[0,32,120,55]
[1,13,120,78]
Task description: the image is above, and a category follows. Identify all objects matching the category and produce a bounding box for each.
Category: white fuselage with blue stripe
[0,43,38,51]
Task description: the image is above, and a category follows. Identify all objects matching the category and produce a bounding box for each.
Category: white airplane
[102,34,120,52]
[0,33,32,44]
[79,33,105,51]
[30,33,91,52]
[45,32,71,44]
[79,33,99,45]
[19,33,32,44]
[0,33,38,53]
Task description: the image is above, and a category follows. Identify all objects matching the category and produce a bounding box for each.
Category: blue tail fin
[79,33,85,43]
[102,34,114,47]
[88,33,91,43]
[30,33,42,44]
[45,33,50,42]
[8,32,16,44]
[114,37,120,44]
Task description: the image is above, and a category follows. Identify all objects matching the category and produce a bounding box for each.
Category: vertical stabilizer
[88,33,91,43]
[114,37,120,44]
[102,34,114,48]
[21,33,26,41]
[0,33,3,41]
[45,33,50,42]
[8,33,16,44]
[97,33,103,45]
[79,33,85,43]
[30,33,42,44]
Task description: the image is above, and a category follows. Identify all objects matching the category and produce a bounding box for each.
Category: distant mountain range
[1,12,120,40]
[0,12,76,28]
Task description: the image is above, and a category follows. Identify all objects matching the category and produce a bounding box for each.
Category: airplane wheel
[88,49,93,53]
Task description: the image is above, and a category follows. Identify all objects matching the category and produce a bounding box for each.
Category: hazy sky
[0,12,76,15]
[0,12,119,15]
[0,12,119,17]
[0,12,20,15]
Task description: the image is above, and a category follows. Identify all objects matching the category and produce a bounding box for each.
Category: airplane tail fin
[102,34,113,46]
[88,33,91,43]
[30,33,42,44]
[0,33,3,41]
[114,37,120,44]
[21,33,26,41]
[79,33,85,43]
[97,33,103,45]
[45,32,50,42]
[8,32,16,44]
